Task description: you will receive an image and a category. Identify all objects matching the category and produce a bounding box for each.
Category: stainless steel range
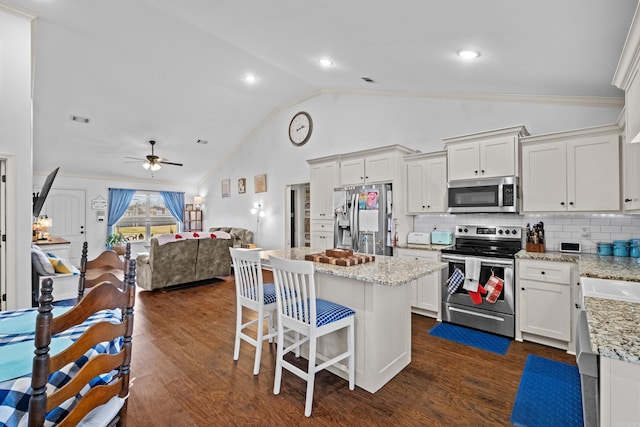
[440,225,523,338]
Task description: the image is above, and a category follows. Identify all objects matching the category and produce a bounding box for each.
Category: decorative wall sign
[254,174,267,193]
[221,179,231,198]
[91,196,107,210]
[238,178,246,194]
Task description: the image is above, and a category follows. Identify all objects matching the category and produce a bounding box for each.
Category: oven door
[441,254,514,315]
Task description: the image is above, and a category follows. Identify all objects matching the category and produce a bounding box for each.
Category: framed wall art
[254,174,267,193]
[238,178,246,194]
[221,179,231,198]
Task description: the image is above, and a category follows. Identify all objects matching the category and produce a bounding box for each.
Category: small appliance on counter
[431,231,453,245]
[407,232,431,248]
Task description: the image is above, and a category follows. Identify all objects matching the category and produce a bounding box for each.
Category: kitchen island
[260,248,446,393]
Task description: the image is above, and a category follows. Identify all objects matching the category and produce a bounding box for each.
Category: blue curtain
[160,191,185,231]
[107,188,136,237]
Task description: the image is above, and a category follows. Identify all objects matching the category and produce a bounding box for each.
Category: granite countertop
[517,249,640,364]
[584,296,640,364]
[259,247,446,287]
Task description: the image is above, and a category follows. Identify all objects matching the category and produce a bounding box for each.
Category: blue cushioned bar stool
[269,255,355,417]
[230,248,278,375]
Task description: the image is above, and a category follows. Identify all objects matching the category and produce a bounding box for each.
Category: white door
[41,189,86,266]
[0,160,5,310]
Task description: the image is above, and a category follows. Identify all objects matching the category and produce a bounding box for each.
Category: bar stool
[269,255,355,417]
[230,248,277,375]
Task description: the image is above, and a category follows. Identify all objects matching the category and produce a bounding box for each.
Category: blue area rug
[511,355,583,427]
[428,322,511,355]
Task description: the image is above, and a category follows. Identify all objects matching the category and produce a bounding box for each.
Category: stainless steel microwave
[447,176,519,214]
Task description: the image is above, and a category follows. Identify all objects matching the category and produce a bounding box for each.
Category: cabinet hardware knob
[560,202,565,205]
[521,287,525,291]
[625,198,632,203]
[481,170,485,174]
[360,177,363,180]
[474,170,478,174]
[575,303,580,309]
[541,271,545,275]
[569,202,574,206]
[427,205,431,208]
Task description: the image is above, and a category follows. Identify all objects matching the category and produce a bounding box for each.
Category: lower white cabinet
[600,357,640,426]
[310,219,334,250]
[396,248,441,319]
[516,259,577,351]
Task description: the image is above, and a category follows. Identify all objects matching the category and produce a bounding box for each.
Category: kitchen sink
[580,276,640,304]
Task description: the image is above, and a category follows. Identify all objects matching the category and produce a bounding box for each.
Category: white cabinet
[340,152,394,186]
[443,125,528,181]
[310,220,333,250]
[623,131,640,211]
[405,151,447,214]
[309,158,339,220]
[521,125,621,212]
[517,259,575,349]
[600,357,640,427]
[396,248,441,319]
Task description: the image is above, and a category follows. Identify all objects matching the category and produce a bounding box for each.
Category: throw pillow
[46,253,79,275]
[31,246,56,276]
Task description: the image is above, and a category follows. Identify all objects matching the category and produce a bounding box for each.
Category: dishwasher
[576,309,599,427]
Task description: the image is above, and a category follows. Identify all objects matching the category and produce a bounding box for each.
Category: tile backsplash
[412,214,640,254]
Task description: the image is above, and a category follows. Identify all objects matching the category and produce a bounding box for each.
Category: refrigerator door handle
[350,193,358,251]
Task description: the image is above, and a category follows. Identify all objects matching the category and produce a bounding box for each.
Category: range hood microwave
[447,176,519,214]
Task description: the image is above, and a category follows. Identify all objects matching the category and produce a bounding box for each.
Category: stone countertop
[259,248,446,287]
[584,296,640,364]
[517,249,640,364]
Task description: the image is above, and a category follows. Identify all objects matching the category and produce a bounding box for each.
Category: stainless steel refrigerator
[333,183,393,256]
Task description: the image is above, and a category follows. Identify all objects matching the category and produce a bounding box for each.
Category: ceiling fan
[125,140,183,171]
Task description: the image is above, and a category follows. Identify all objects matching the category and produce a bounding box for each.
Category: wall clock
[288,111,313,146]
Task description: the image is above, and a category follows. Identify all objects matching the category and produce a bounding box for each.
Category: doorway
[284,183,310,249]
[41,188,86,266]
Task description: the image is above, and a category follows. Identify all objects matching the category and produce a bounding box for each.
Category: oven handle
[448,306,505,322]
[441,254,514,267]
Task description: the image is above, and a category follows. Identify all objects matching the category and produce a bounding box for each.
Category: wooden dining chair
[230,247,278,375]
[29,259,137,427]
[78,241,130,300]
[269,256,355,417]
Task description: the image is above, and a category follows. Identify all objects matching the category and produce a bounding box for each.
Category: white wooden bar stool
[230,248,277,375]
[269,255,355,417]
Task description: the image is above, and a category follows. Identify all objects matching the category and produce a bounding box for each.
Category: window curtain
[160,191,185,231]
[107,188,136,236]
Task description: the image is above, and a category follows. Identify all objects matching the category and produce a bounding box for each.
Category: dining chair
[230,247,278,375]
[78,241,130,300]
[269,256,355,417]
[29,259,137,427]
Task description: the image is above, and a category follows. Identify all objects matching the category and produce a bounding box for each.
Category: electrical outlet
[581,227,590,237]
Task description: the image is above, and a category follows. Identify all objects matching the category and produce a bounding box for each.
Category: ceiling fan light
[142,161,151,170]
[150,163,161,171]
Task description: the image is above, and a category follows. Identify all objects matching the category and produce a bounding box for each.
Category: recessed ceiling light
[457,50,480,59]
[244,74,257,84]
[318,58,333,68]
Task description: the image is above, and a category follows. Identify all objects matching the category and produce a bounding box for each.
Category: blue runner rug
[428,322,511,355]
[511,355,583,427]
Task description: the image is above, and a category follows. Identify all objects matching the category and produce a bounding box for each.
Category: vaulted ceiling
[5,0,637,183]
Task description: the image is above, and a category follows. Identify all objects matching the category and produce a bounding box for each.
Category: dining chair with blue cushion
[230,247,278,375]
[269,255,355,417]
[28,260,137,427]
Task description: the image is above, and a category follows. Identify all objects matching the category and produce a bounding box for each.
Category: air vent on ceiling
[361,76,375,83]
[196,139,209,145]
[70,115,90,123]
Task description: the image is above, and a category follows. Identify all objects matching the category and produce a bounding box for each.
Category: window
[114,192,178,241]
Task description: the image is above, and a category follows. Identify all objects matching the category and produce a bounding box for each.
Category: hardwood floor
[127,272,576,426]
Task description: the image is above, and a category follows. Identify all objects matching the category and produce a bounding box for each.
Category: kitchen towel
[447,268,465,294]
[463,258,481,292]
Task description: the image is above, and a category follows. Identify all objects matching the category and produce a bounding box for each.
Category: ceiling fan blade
[124,156,145,161]
[159,160,183,167]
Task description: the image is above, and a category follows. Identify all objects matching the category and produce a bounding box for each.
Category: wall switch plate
[560,242,581,253]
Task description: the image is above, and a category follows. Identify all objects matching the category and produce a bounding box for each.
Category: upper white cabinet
[339,147,414,186]
[521,125,621,212]
[405,151,447,214]
[623,129,640,211]
[308,156,339,220]
[443,125,529,181]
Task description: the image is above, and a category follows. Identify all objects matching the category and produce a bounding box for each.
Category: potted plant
[107,232,126,255]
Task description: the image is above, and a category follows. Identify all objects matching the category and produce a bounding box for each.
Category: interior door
[0,160,5,310]
[41,188,86,265]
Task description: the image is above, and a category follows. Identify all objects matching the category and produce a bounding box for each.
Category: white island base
[311,272,411,394]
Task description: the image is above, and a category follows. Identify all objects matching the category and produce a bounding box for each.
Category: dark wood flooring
[126,271,576,426]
